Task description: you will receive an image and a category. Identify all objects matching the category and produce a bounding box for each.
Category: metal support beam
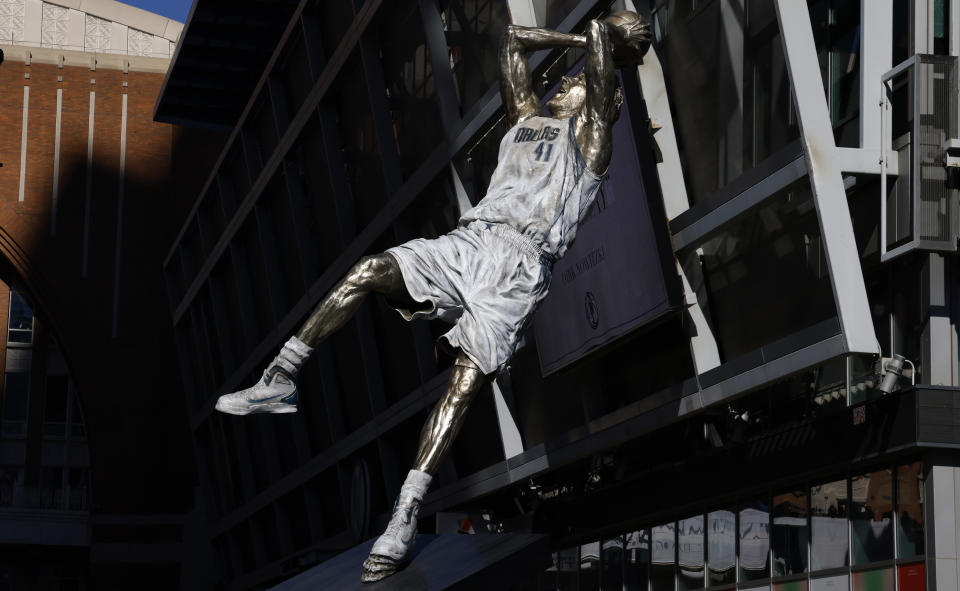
[860,0,893,151]
[776,0,879,356]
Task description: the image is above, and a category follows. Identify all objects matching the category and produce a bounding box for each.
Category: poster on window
[651,524,675,565]
[532,64,680,376]
[739,508,770,572]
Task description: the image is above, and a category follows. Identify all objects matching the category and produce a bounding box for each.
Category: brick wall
[0,55,211,519]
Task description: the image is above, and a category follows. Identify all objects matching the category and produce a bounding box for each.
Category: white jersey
[459,115,603,260]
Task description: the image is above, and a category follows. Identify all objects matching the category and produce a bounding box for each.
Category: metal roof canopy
[154,0,299,130]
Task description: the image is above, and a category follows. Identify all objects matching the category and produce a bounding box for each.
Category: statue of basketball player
[214,11,650,583]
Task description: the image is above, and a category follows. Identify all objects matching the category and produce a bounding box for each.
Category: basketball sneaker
[361,469,432,582]
[214,336,313,415]
[214,364,299,415]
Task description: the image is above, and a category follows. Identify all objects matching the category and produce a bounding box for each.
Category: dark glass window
[69,391,85,437]
[679,178,837,363]
[897,462,924,558]
[278,32,314,119]
[288,114,343,273]
[624,529,651,591]
[43,375,68,436]
[556,546,579,591]
[772,490,809,576]
[739,499,770,582]
[678,515,704,590]
[454,115,510,206]
[602,536,624,591]
[377,0,444,178]
[0,467,22,507]
[580,541,600,591]
[933,0,949,54]
[8,290,33,344]
[851,469,894,564]
[40,467,63,510]
[809,0,861,147]
[852,567,895,590]
[656,0,799,203]
[441,0,509,115]
[708,509,736,585]
[543,0,581,29]
[811,478,849,569]
[650,523,676,591]
[330,51,388,231]
[1,373,30,437]
[67,468,88,511]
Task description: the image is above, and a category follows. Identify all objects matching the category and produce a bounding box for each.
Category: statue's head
[545,72,587,119]
[545,71,623,120]
[604,10,652,66]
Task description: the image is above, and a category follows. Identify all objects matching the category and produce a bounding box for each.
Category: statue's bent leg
[361,353,487,583]
[216,254,408,416]
[297,254,408,347]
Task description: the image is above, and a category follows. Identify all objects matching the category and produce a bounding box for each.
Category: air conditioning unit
[880,54,959,262]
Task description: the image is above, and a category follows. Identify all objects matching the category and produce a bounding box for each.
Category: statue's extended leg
[361,353,487,583]
[216,254,408,415]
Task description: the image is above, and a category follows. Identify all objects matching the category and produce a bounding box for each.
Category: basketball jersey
[459,115,603,261]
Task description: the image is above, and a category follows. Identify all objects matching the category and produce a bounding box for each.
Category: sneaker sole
[215,399,297,415]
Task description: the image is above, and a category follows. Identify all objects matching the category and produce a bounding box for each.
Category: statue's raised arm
[498,24,586,126]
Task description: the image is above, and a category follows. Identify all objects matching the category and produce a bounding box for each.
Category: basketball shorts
[385,220,553,376]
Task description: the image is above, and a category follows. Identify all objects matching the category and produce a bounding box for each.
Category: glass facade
[539,461,925,590]
[679,177,837,364]
[160,0,950,588]
[654,0,799,204]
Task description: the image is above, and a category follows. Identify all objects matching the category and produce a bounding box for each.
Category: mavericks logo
[584,291,599,330]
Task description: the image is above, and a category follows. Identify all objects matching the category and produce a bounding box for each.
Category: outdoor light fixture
[877,354,907,394]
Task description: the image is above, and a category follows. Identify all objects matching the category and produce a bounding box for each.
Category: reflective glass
[8,290,33,343]
[377,0,444,178]
[556,546,578,591]
[678,515,704,590]
[851,469,893,564]
[679,178,836,363]
[330,51,387,231]
[601,536,624,591]
[650,523,676,591]
[811,574,848,591]
[708,509,736,586]
[624,529,650,591]
[774,581,808,591]
[897,562,925,591]
[897,462,924,558]
[772,490,809,576]
[655,0,799,203]
[852,567,894,591]
[809,0,861,147]
[740,500,770,582]
[1,373,30,436]
[580,541,600,591]
[440,0,509,115]
[811,479,849,569]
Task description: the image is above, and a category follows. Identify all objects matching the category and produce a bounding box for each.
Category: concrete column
[111,21,127,54]
[65,9,83,52]
[22,0,40,45]
[927,461,960,589]
[921,254,957,385]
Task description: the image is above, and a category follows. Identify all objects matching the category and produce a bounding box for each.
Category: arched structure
[0,3,224,588]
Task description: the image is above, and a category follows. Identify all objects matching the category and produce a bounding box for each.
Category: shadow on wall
[0,123,225,517]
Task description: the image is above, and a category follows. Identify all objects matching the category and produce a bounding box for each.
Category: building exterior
[0,2,227,589]
[159,0,960,590]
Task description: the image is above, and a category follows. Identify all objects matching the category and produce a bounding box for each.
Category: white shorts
[385,221,553,376]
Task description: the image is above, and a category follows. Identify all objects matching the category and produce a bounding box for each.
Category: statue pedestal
[268,533,550,590]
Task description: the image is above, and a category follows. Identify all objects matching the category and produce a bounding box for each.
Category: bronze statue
[214,10,650,583]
